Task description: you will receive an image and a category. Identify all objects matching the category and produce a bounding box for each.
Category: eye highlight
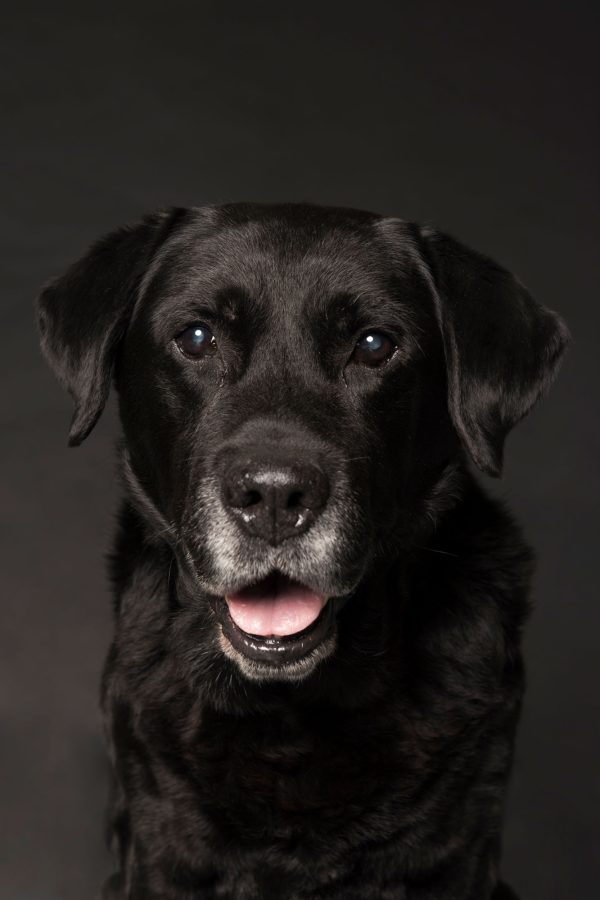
[351,331,397,367]
[175,324,217,359]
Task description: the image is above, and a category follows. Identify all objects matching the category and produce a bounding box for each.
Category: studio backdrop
[1,2,598,899]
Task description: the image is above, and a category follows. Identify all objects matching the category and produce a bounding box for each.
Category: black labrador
[36,203,569,899]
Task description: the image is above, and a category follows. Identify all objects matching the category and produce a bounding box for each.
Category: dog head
[37,203,569,681]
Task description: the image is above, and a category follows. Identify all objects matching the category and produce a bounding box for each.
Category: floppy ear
[419,227,570,476]
[36,208,186,446]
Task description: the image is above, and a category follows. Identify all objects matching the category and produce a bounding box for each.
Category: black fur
[36,203,569,899]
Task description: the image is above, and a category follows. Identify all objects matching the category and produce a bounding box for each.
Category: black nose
[223,457,330,545]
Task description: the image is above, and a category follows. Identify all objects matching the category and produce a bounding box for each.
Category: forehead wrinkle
[201,219,387,288]
[256,239,392,323]
[139,218,405,337]
[143,258,275,340]
[137,223,280,317]
[342,288,420,329]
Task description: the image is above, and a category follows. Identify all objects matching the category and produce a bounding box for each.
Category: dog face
[37,203,569,681]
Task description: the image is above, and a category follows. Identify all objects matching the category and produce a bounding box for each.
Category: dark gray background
[1,2,598,898]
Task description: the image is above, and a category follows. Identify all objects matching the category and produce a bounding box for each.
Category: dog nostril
[225,478,265,510]
[286,490,303,510]
[239,489,262,509]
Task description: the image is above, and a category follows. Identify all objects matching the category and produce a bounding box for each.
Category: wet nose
[223,458,330,545]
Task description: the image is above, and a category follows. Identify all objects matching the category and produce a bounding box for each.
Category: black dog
[37,203,568,899]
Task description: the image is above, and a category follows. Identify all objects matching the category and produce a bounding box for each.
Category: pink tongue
[226,578,326,637]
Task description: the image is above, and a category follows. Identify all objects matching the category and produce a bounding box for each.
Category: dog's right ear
[36,208,186,446]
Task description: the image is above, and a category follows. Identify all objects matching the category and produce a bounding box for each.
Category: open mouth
[219,572,335,665]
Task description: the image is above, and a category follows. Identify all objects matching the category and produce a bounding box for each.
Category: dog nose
[223,458,329,545]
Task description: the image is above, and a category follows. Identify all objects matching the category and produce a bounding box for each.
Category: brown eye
[176,324,217,358]
[351,331,396,367]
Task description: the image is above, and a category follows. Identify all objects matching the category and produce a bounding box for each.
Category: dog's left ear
[419,227,571,476]
[36,208,186,446]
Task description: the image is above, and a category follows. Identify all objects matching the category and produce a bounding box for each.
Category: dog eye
[351,331,396,367]
[175,324,217,358]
